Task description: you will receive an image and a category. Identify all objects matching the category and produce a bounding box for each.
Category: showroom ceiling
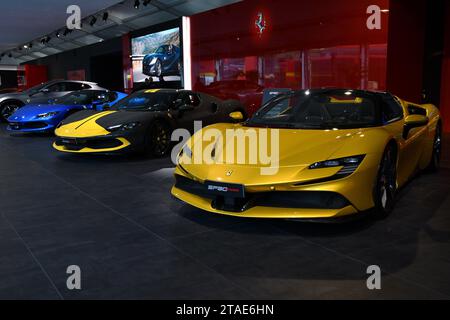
[0,0,241,66]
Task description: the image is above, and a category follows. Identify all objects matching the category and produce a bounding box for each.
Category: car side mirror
[403,114,428,139]
[229,111,244,121]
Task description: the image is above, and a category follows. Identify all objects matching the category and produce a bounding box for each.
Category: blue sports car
[7,90,127,133]
[142,44,181,78]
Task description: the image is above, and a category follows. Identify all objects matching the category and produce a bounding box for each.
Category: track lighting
[134,0,140,9]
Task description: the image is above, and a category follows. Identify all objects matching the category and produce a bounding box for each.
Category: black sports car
[53,89,246,156]
[142,44,181,78]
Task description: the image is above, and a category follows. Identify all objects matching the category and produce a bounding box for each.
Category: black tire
[145,121,171,157]
[154,59,162,77]
[0,101,23,122]
[373,145,397,219]
[427,123,442,172]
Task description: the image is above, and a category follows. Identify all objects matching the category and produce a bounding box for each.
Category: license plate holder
[205,181,245,198]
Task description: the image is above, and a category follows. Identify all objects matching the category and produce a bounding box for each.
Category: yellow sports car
[171,89,441,220]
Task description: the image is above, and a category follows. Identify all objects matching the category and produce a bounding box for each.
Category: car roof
[42,79,98,85]
[136,88,191,94]
[287,88,390,97]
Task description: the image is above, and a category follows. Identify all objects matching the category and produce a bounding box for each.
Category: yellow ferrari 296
[171,89,441,220]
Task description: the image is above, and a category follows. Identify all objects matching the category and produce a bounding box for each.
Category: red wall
[385,0,427,103]
[441,1,450,132]
[22,64,48,89]
[190,0,389,115]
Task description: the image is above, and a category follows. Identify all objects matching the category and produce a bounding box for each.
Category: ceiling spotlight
[143,0,151,6]
[29,43,33,48]
[90,16,97,26]
[102,12,108,21]
[134,0,140,9]
[56,31,61,38]
[23,44,28,49]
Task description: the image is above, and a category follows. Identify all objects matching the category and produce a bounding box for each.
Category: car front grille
[9,122,48,130]
[55,137,123,151]
[174,174,351,212]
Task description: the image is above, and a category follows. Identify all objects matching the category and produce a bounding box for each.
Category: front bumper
[53,135,132,153]
[171,159,379,219]
[8,121,55,133]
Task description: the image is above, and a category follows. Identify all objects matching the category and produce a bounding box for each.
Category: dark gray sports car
[53,89,246,156]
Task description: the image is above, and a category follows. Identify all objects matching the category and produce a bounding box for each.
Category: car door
[27,82,67,103]
[387,100,427,185]
[46,82,69,99]
[40,82,77,100]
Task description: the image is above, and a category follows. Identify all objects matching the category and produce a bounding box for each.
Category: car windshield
[246,90,380,129]
[111,91,177,111]
[23,82,50,95]
[155,46,167,54]
[55,91,92,105]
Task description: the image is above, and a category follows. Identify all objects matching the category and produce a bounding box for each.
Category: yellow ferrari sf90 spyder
[171,89,441,220]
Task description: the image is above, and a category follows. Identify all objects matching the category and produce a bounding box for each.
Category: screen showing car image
[131,27,181,83]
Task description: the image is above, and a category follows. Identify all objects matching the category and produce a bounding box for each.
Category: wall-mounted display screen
[131,27,181,83]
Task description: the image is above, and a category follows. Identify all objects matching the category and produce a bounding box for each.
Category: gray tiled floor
[0,125,449,299]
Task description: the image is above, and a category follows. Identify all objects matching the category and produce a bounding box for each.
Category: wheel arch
[0,99,25,121]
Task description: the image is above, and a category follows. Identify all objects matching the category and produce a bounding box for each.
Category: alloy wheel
[433,125,442,168]
[155,60,162,77]
[374,146,397,218]
[150,122,170,157]
[1,104,20,121]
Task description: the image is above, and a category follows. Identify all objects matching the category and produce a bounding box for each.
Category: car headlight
[35,111,59,119]
[107,122,141,132]
[309,155,365,177]
[150,57,158,64]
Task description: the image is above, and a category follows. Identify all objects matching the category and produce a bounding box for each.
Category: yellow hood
[55,111,116,138]
[180,123,371,186]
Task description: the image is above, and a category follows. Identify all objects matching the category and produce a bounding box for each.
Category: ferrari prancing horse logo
[226,170,233,176]
[255,12,266,36]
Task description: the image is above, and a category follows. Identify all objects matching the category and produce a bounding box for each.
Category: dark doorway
[90,52,123,92]
[0,70,18,90]
[422,0,446,107]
